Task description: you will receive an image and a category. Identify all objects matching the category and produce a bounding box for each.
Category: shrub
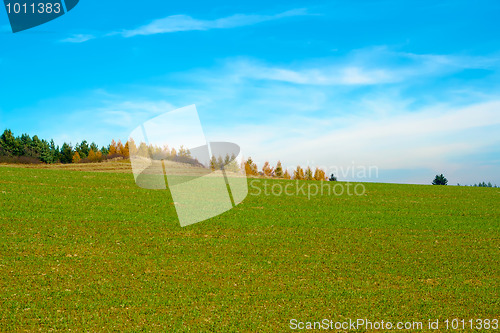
[432,174,448,185]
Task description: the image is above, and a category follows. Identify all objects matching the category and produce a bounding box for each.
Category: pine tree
[60,143,73,164]
[275,161,283,178]
[72,151,81,163]
[432,174,448,185]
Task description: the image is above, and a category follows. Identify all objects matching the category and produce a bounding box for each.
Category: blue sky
[1,0,499,184]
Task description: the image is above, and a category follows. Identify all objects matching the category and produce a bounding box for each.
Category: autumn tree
[225,153,240,173]
[304,167,314,180]
[72,151,81,163]
[262,161,274,177]
[88,149,97,162]
[178,145,191,158]
[128,139,137,156]
[96,150,103,162]
[117,140,125,156]
[122,141,130,158]
[294,166,305,180]
[244,157,259,176]
[210,155,218,171]
[283,170,291,179]
[275,161,283,178]
[109,140,118,155]
[314,167,326,181]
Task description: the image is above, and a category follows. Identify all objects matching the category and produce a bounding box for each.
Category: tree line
[0,129,129,164]
[0,129,336,181]
[243,157,334,181]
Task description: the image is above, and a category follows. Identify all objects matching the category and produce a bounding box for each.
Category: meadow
[0,164,498,331]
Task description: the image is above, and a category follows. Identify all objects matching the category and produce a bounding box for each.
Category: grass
[0,165,499,331]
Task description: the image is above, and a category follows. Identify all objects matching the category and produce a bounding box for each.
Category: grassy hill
[0,165,498,331]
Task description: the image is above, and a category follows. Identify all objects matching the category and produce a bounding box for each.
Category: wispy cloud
[118,9,308,37]
[60,9,308,43]
[217,48,500,86]
[60,34,96,43]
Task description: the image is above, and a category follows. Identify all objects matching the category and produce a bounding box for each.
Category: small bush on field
[432,174,448,185]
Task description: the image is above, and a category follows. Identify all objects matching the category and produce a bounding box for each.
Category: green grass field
[0,165,499,331]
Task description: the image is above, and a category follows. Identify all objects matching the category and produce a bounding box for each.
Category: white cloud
[60,34,96,43]
[119,9,308,37]
[216,49,500,86]
[205,100,500,184]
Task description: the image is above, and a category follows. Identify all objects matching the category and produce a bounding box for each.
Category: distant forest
[1,129,497,186]
[0,129,128,164]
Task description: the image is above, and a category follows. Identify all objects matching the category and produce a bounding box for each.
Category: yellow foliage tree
[96,150,103,162]
[117,140,125,156]
[275,161,284,178]
[314,167,326,181]
[305,166,314,180]
[283,170,291,179]
[72,151,81,163]
[262,161,274,177]
[109,139,118,155]
[128,138,137,156]
[293,166,305,180]
[122,141,130,158]
[88,149,97,162]
[244,157,259,176]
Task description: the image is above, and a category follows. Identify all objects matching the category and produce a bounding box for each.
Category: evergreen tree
[432,174,448,185]
[76,140,90,159]
[60,143,73,164]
